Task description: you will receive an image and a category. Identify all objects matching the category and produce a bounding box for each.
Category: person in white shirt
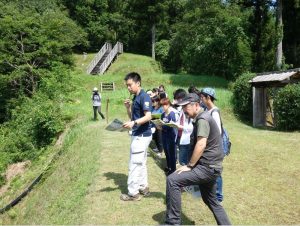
[172,89,193,165]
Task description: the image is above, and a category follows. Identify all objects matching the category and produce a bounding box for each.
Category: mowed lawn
[0,53,299,224]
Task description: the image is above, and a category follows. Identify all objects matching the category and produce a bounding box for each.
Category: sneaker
[139,187,150,197]
[120,193,141,201]
[152,148,159,153]
[156,152,162,158]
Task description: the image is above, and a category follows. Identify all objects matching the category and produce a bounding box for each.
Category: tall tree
[283,0,300,68]
[276,0,283,69]
[239,0,278,72]
[167,0,252,79]
[124,0,169,56]
[61,0,132,51]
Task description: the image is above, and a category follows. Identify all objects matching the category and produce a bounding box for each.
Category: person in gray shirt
[165,93,231,225]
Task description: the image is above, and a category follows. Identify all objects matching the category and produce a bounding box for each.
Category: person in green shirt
[164,93,231,225]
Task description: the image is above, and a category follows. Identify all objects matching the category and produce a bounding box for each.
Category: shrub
[0,64,72,178]
[232,72,256,121]
[155,40,170,69]
[273,83,300,131]
[0,150,10,187]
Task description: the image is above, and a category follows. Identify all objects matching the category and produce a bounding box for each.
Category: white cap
[93,87,98,92]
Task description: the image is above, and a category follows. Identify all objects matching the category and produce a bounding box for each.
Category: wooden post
[253,86,266,127]
[106,98,109,124]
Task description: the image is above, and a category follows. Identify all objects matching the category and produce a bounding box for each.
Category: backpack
[211,109,231,156]
[93,93,101,101]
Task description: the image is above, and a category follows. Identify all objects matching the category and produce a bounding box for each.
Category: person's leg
[127,136,147,197]
[162,134,170,171]
[165,164,217,225]
[216,175,223,202]
[138,136,152,191]
[97,106,105,119]
[93,106,97,120]
[168,137,177,174]
[152,130,160,151]
[178,144,190,165]
[157,129,163,152]
[199,170,231,225]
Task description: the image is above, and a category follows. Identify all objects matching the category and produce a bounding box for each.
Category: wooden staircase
[86,42,123,75]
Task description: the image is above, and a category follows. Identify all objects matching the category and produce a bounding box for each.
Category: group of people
[146,86,194,176]
[120,72,230,225]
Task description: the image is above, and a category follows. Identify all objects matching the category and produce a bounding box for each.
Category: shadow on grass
[152,210,195,225]
[99,172,166,200]
[148,147,167,172]
[99,172,127,194]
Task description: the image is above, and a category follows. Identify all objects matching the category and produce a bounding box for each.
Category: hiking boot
[120,193,141,201]
[139,187,150,197]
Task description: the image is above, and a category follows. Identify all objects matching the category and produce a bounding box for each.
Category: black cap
[177,93,200,106]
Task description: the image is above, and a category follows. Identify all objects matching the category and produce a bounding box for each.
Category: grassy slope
[1,53,299,224]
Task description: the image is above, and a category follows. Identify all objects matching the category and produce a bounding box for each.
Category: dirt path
[78,125,170,224]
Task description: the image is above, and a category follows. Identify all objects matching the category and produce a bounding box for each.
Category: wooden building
[249,68,300,127]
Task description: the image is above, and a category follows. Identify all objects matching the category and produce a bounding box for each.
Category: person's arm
[176,118,209,174]
[123,93,152,128]
[170,111,177,123]
[124,99,132,119]
[187,136,207,166]
[135,111,152,125]
[123,111,151,128]
[176,137,207,174]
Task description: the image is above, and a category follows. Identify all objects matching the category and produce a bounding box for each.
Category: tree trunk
[276,0,283,69]
[151,24,156,60]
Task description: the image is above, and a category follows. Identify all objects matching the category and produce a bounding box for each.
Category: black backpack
[93,93,101,101]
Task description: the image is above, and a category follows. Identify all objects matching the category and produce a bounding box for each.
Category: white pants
[128,135,152,196]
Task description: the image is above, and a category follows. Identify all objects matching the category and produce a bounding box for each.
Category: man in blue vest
[165,93,231,225]
[121,72,152,201]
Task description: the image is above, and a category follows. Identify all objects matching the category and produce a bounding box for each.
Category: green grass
[1,53,299,224]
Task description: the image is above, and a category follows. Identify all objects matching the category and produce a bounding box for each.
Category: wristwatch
[187,163,193,169]
[134,120,138,126]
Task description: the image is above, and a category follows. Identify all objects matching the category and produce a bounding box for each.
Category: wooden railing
[98,42,123,75]
[86,42,112,74]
